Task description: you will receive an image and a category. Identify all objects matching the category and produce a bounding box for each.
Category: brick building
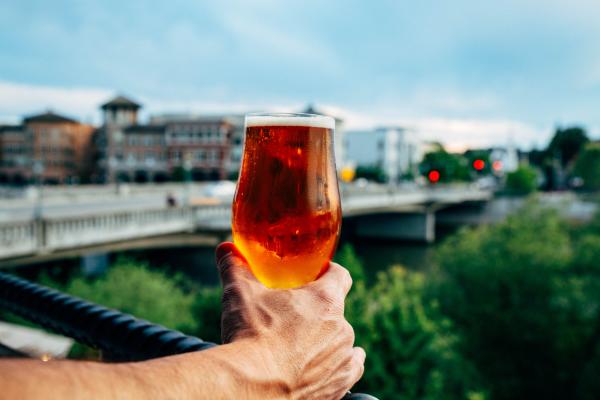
[94,96,238,183]
[163,118,235,181]
[115,124,168,182]
[0,112,94,184]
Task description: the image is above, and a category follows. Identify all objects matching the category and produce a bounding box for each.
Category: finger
[215,242,257,285]
[348,347,366,387]
[315,262,353,297]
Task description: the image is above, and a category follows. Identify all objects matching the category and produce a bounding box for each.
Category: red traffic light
[492,160,503,171]
[428,170,440,183]
[473,159,485,171]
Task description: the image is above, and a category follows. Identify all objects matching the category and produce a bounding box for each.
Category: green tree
[171,166,186,182]
[334,243,366,283]
[347,266,485,400]
[65,259,198,333]
[420,147,470,183]
[191,286,223,344]
[464,149,492,175]
[547,126,589,168]
[574,143,600,190]
[505,164,538,194]
[432,203,600,400]
[355,165,387,183]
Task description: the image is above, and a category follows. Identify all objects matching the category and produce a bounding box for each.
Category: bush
[432,203,600,400]
[355,165,387,183]
[192,286,223,344]
[54,259,197,358]
[574,143,600,190]
[65,259,197,333]
[347,267,485,400]
[334,243,367,283]
[505,164,538,194]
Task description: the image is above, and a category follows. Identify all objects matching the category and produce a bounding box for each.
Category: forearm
[0,340,289,400]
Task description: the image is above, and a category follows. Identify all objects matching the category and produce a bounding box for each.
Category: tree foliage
[505,164,538,194]
[547,126,589,168]
[432,203,600,400]
[347,267,485,400]
[355,165,387,183]
[65,259,198,334]
[420,148,470,183]
[574,143,600,190]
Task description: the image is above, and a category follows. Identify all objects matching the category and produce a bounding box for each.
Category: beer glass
[232,113,342,288]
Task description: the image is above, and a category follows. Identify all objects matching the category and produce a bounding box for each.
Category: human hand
[215,242,365,400]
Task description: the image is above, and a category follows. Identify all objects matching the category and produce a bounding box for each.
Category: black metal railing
[0,271,377,399]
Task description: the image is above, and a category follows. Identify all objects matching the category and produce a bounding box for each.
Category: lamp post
[32,160,44,220]
[108,156,119,195]
[183,152,193,206]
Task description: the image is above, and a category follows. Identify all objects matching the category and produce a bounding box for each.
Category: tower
[100,95,140,126]
[98,95,141,183]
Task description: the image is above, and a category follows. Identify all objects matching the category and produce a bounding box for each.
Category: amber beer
[232,113,341,288]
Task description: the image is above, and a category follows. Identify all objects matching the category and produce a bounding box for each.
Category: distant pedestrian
[166,193,177,208]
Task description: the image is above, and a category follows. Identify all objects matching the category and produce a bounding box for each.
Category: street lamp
[183,152,193,206]
[32,160,44,220]
[108,156,119,195]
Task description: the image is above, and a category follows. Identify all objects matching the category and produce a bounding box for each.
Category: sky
[1,0,600,151]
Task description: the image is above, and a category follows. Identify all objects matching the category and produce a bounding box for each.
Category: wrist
[128,340,292,400]
[219,339,293,400]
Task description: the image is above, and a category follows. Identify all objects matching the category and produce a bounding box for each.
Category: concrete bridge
[0,186,492,263]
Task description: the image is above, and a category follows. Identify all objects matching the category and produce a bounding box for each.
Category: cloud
[0,80,564,152]
[324,105,550,151]
[0,81,112,124]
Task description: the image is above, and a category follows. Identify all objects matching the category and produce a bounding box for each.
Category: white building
[302,105,345,171]
[489,143,519,174]
[345,127,422,182]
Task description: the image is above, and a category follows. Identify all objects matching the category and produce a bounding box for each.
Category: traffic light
[473,159,485,171]
[428,170,440,183]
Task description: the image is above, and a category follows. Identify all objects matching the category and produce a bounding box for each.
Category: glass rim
[245,112,335,130]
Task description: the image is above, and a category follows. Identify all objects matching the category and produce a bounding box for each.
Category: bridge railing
[0,220,37,258]
[0,271,377,399]
[44,207,196,250]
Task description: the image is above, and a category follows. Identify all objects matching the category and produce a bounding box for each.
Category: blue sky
[1,0,599,149]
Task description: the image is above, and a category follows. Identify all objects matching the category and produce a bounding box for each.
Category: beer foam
[246,114,335,130]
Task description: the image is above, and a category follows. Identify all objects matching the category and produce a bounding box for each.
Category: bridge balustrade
[0,221,37,258]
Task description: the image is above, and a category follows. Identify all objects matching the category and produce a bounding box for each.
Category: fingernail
[216,242,235,262]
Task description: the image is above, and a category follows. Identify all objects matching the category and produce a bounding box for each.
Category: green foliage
[464,150,492,175]
[420,148,470,183]
[191,286,223,344]
[432,203,600,400]
[55,259,198,358]
[574,143,600,190]
[505,164,538,194]
[65,259,197,333]
[355,165,387,183]
[548,126,589,168]
[171,166,186,182]
[334,243,366,283]
[347,267,485,400]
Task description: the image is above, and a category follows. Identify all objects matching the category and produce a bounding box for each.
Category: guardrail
[0,271,377,399]
[0,187,492,260]
[0,205,231,260]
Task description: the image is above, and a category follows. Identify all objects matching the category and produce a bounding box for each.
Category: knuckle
[342,268,353,287]
[342,321,355,344]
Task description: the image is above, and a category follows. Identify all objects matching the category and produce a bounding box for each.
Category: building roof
[123,124,165,134]
[0,125,24,133]
[101,95,141,110]
[23,111,78,124]
[150,113,236,125]
[302,104,342,122]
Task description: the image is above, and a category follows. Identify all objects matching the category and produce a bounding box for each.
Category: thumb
[215,242,256,285]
